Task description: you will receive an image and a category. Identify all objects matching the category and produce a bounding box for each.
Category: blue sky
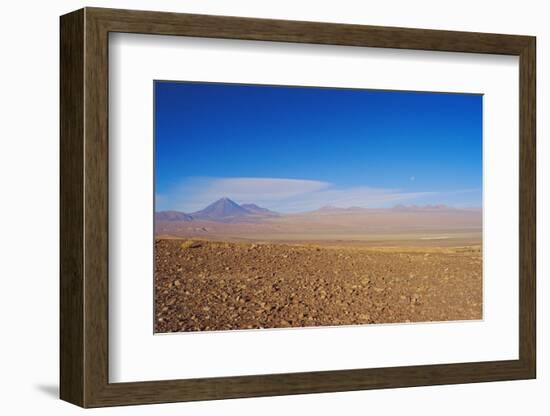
[155,81,482,213]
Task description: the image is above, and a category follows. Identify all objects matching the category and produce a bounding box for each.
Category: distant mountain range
[155,197,279,222]
[392,204,472,212]
[312,205,366,214]
[192,197,250,220]
[154,211,194,222]
[306,204,464,215]
[391,204,455,212]
[241,203,276,215]
[156,199,478,223]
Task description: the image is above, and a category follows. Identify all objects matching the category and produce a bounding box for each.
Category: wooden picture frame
[60,7,536,408]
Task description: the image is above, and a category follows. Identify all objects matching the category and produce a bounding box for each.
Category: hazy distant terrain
[155,198,482,247]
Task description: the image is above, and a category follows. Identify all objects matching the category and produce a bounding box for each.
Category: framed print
[60,7,536,407]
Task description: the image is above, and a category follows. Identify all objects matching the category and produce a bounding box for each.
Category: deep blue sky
[154,81,482,213]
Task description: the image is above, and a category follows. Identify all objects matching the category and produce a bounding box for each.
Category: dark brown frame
[60,7,536,408]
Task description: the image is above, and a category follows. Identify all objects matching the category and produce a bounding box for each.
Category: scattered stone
[154,239,482,333]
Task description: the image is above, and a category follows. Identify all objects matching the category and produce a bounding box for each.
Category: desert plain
[154,198,482,333]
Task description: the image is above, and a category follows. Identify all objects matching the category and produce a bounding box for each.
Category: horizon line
[155,197,483,215]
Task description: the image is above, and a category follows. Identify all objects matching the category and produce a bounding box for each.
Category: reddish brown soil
[154,239,482,333]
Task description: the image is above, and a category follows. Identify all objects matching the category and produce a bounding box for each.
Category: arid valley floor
[154,200,482,333]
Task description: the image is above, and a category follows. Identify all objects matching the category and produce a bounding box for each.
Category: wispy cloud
[156,177,443,213]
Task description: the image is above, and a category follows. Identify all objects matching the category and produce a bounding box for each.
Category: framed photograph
[60,7,536,407]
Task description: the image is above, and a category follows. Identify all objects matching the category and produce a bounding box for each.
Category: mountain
[191,197,252,220]
[155,202,470,224]
[317,205,340,212]
[155,199,280,223]
[155,211,194,221]
[391,204,453,212]
[312,205,367,214]
[241,203,279,216]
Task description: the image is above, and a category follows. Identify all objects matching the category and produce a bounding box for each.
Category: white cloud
[202,177,330,201]
[156,176,438,213]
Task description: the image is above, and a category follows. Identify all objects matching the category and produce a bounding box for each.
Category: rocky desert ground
[154,238,482,333]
